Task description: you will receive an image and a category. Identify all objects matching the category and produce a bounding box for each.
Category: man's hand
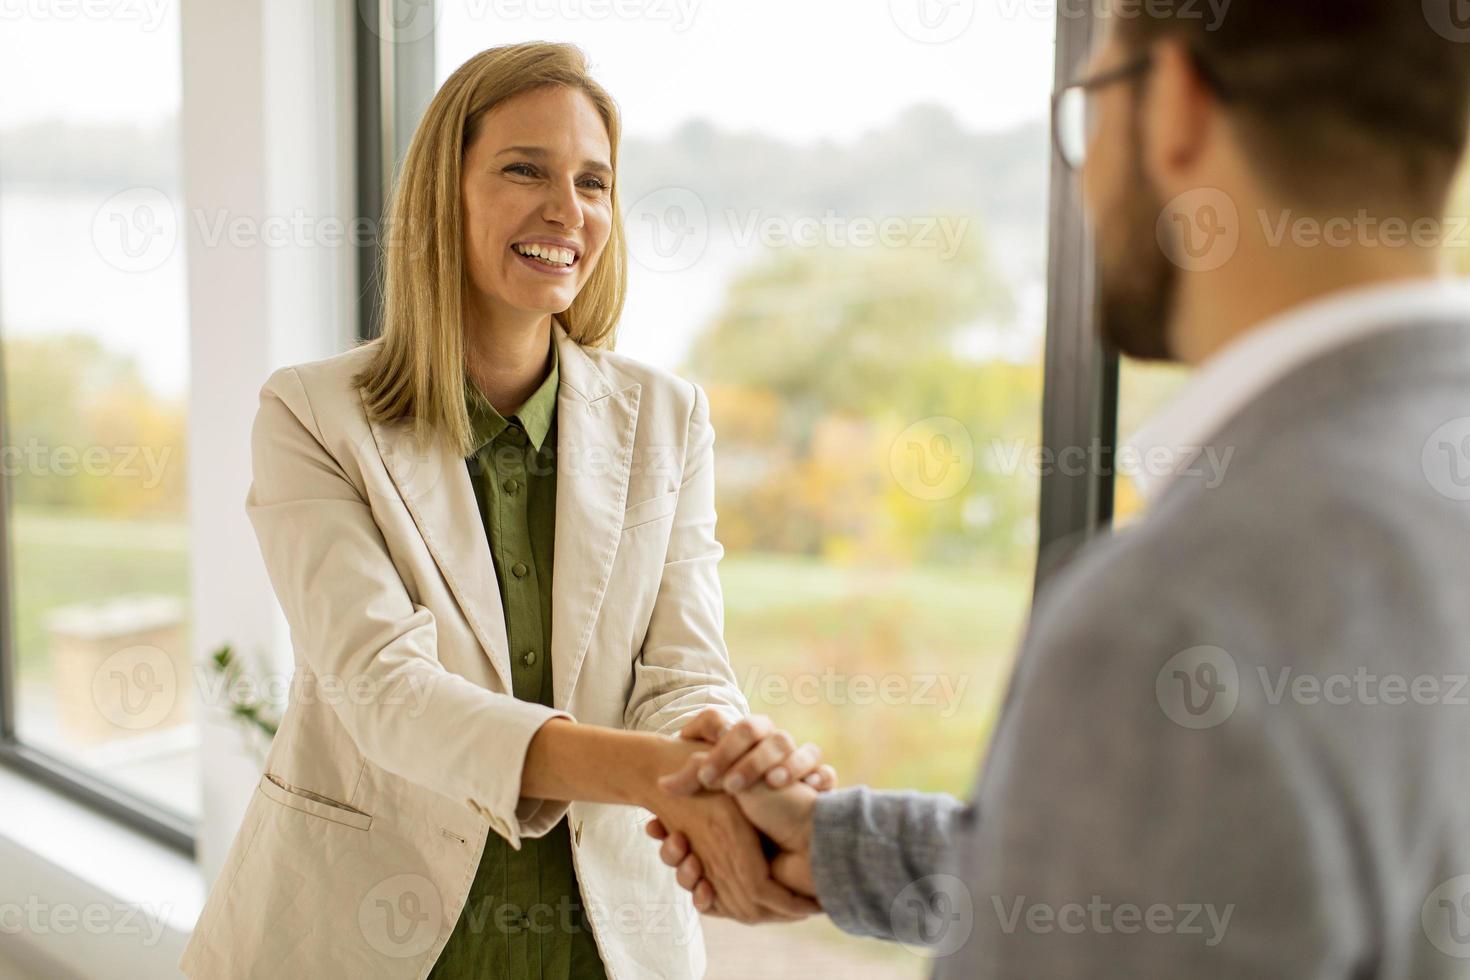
[647,780,822,917]
[658,709,838,795]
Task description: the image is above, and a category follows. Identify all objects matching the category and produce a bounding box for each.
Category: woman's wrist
[522,718,703,808]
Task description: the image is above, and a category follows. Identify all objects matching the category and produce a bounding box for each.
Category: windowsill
[0,763,203,978]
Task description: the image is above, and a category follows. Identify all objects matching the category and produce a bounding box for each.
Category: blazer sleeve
[623,381,749,735]
[245,366,572,849]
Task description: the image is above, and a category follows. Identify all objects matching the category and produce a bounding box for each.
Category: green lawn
[6,509,1033,796]
[719,551,1031,795]
[6,506,192,681]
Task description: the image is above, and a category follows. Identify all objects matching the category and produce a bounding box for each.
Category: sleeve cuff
[810,786,875,936]
[480,704,575,850]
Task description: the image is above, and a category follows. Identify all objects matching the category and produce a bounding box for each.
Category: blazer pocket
[259,772,373,831]
[621,489,679,532]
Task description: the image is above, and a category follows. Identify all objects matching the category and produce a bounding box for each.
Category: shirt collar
[1124,276,1470,506]
[464,338,560,457]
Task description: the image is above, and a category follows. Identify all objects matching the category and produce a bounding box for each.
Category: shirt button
[503,478,520,494]
[512,561,528,578]
[521,650,538,667]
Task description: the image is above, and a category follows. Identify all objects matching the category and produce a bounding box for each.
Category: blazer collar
[366,320,641,703]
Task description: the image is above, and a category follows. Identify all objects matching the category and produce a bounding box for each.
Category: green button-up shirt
[428,340,606,980]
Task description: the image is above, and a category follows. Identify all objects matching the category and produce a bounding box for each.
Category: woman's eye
[579,177,610,191]
[504,163,537,177]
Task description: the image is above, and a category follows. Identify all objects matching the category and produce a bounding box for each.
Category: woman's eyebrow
[495,145,612,175]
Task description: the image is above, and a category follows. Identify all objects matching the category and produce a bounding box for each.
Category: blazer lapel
[550,324,640,711]
[362,323,638,710]
[365,396,515,694]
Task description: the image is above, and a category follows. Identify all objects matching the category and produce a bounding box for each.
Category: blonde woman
[179,43,834,980]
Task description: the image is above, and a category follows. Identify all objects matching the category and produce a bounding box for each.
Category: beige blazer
[179,323,748,979]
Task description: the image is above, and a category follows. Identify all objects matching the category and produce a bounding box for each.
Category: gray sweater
[810,319,1470,978]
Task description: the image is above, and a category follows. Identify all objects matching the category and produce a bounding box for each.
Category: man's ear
[1139,39,1219,197]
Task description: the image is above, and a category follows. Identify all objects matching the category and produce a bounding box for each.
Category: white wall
[181,0,357,883]
[0,4,359,978]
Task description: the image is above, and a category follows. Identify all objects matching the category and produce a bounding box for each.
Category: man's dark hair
[1111,0,1470,212]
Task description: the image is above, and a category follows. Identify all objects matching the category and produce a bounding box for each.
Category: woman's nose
[540,178,584,230]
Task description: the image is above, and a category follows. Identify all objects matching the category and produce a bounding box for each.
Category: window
[0,6,196,841]
[430,3,1060,973]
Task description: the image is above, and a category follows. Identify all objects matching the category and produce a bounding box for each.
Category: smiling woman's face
[460,84,614,327]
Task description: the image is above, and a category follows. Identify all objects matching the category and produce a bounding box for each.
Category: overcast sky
[0,1,1057,136]
[437,0,1058,141]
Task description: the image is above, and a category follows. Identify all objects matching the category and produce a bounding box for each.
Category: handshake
[642,709,837,924]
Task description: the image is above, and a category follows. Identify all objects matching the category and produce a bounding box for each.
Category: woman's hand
[646,782,821,918]
[643,784,820,924]
[657,709,838,796]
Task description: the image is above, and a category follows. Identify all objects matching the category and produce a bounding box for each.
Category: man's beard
[1095,143,1178,362]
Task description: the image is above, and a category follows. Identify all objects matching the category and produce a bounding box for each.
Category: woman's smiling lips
[510,239,581,276]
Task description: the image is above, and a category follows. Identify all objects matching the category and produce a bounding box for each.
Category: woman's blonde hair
[352,42,627,456]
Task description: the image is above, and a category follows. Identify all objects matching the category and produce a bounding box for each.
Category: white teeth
[514,243,575,267]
